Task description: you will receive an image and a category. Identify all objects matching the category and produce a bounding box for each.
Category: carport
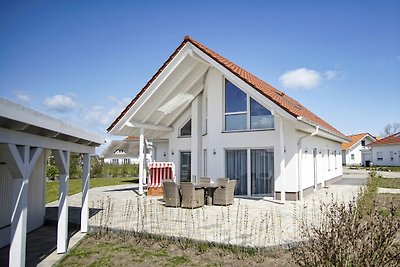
[0,98,103,267]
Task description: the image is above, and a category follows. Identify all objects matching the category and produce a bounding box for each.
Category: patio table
[194,183,218,206]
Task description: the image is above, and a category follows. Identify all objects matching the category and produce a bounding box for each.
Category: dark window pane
[225,80,246,113]
[180,119,191,136]
[250,98,274,129]
[225,114,246,131]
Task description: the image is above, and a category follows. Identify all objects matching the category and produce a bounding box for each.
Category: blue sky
[1,0,399,150]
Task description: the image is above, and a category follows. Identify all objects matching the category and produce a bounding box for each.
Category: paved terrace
[47,170,368,247]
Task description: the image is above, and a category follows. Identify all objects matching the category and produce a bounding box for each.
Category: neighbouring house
[101,137,155,164]
[368,132,400,166]
[107,36,349,201]
[341,133,376,166]
[102,140,140,164]
[0,98,103,266]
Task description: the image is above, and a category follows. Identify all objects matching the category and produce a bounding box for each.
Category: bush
[291,172,400,266]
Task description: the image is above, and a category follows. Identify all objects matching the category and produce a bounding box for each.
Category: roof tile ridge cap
[186,37,282,96]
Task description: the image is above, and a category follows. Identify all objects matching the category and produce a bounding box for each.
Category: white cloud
[279,68,321,90]
[324,70,339,80]
[14,91,31,103]
[84,96,130,126]
[44,94,77,112]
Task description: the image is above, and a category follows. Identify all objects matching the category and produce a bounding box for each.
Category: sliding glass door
[225,150,247,195]
[226,148,274,196]
[251,149,274,197]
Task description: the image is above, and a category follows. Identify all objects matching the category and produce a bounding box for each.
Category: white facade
[371,145,400,166]
[108,37,348,201]
[342,134,376,166]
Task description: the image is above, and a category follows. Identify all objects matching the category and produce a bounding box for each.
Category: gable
[107,36,347,142]
[342,133,376,150]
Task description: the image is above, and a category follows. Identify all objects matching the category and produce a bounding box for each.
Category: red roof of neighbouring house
[341,133,375,150]
[107,36,346,139]
[368,132,400,146]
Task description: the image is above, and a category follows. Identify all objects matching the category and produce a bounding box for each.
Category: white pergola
[0,98,103,267]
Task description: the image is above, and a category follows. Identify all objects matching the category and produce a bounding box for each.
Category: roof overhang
[296,116,351,143]
[0,98,104,148]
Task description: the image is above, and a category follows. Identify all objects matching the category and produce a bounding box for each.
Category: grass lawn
[56,233,294,267]
[46,177,138,204]
[377,177,400,189]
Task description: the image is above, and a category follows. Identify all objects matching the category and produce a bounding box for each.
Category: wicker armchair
[199,177,211,186]
[213,179,236,206]
[163,180,181,207]
[216,178,229,186]
[180,182,205,208]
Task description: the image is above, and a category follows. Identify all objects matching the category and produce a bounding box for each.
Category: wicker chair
[213,179,236,206]
[216,177,229,186]
[163,180,181,207]
[199,177,211,186]
[180,182,205,208]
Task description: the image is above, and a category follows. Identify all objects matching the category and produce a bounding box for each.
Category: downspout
[297,123,319,200]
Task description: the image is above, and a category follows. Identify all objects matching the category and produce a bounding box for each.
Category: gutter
[297,124,319,201]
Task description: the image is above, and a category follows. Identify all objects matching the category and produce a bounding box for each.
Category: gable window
[224,79,274,131]
[180,119,191,137]
[361,140,365,147]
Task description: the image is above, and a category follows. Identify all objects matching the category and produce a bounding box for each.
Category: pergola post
[0,144,42,267]
[138,127,144,195]
[53,149,70,254]
[81,153,90,233]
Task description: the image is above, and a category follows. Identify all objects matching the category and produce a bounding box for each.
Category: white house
[341,133,376,166]
[102,140,140,164]
[0,98,103,267]
[369,132,400,166]
[107,36,349,201]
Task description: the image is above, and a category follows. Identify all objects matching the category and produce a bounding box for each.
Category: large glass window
[224,79,274,131]
[250,98,274,129]
[180,152,191,182]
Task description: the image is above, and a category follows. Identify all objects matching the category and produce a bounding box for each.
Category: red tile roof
[341,133,374,150]
[107,36,346,139]
[369,132,400,146]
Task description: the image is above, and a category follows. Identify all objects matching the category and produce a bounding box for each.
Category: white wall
[104,157,139,164]
[0,151,47,248]
[300,134,342,190]
[371,145,400,166]
[0,163,13,248]
[345,136,375,166]
[153,141,169,162]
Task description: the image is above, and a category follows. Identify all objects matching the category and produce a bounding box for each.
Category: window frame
[179,118,192,137]
[223,79,274,132]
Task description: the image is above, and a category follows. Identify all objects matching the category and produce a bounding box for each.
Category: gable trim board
[107,36,348,201]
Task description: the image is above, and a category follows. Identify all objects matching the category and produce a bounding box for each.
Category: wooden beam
[52,149,70,254]
[81,153,90,233]
[125,121,173,132]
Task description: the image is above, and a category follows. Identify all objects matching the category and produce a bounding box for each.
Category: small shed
[0,98,103,267]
